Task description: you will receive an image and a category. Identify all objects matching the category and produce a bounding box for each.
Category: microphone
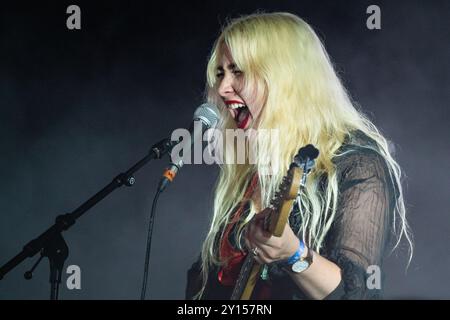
[158,103,220,192]
[141,103,219,300]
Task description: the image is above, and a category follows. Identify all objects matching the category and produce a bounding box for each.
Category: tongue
[238,108,248,123]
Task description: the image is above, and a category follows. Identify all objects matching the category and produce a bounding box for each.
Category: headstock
[264,144,319,236]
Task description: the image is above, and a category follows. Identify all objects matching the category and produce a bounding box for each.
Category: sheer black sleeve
[185,133,399,300]
[323,147,396,299]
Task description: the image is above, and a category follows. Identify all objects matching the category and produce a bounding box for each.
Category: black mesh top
[186,130,399,300]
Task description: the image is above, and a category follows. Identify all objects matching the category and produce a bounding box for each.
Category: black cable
[140,188,162,300]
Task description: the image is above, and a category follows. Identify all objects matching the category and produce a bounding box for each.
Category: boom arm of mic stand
[0,137,174,281]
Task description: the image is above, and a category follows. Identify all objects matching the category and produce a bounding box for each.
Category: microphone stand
[0,138,175,300]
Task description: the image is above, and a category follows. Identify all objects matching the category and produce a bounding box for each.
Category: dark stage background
[0,0,449,299]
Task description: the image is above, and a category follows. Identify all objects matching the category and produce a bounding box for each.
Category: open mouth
[225,101,251,129]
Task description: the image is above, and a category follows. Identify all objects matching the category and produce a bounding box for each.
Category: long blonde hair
[195,12,413,299]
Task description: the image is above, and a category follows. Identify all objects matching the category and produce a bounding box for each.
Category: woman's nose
[218,75,235,98]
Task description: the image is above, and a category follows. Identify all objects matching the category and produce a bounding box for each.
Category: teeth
[227,103,246,110]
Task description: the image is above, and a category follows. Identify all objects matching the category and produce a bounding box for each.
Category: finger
[252,221,271,241]
[252,247,272,265]
[245,230,263,255]
[244,236,253,252]
[246,223,255,244]
[253,208,271,222]
[247,232,272,256]
[247,220,269,243]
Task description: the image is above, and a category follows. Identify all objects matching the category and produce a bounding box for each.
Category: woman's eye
[233,70,243,76]
[216,72,224,78]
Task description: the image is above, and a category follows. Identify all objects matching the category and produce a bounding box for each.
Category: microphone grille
[193,103,220,128]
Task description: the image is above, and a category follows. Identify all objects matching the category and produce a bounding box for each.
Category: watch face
[292,259,310,273]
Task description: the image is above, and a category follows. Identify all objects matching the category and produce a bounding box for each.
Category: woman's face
[216,47,266,130]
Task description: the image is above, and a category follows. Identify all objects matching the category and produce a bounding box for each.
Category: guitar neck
[230,254,257,300]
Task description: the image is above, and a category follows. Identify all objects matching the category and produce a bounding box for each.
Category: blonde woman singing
[186,12,413,300]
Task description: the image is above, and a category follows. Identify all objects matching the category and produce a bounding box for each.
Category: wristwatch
[283,242,314,274]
